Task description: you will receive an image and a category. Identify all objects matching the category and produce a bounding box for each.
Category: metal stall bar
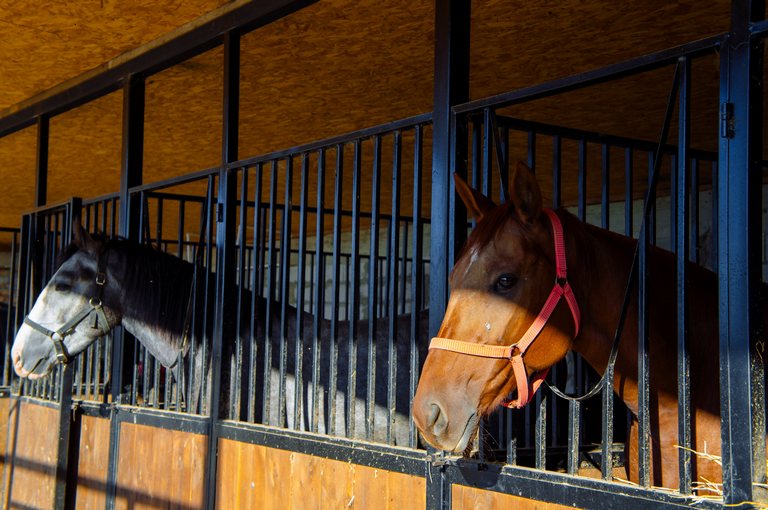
[366,135,382,441]
[293,153,310,429]
[204,28,240,507]
[278,156,294,428]
[675,55,692,495]
[410,125,424,449]
[328,146,344,436]
[248,163,264,423]
[311,150,326,433]
[717,0,766,504]
[262,161,279,423]
[347,140,362,439]
[387,131,402,444]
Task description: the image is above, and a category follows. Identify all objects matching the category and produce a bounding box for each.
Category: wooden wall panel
[114,422,206,510]
[3,400,59,510]
[216,439,426,510]
[74,415,111,509]
[453,484,574,510]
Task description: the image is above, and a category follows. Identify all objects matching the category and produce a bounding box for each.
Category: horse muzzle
[412,386,479,453]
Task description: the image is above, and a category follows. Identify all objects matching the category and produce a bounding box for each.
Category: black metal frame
[0,0,766,509]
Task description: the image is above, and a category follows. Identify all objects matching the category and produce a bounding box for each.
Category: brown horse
[412,161,767,489]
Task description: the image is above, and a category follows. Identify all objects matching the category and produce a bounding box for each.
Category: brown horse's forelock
[456,202,512,258]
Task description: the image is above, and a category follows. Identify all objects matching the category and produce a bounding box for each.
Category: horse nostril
[428,403,448,436]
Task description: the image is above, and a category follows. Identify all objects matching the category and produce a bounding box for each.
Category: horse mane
[59,236,194,347]
[108,238,194,345]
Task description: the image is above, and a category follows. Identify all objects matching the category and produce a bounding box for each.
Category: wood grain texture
[216,438,426,510]
[3,400,59,510]
[74,415,111,510]
[452,484,574,510]
[114,422,206,510]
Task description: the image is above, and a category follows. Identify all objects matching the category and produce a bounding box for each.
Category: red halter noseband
[429,208,581,409]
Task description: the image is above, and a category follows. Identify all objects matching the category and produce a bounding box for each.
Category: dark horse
[412,161,768,488]
[12,222,426,445]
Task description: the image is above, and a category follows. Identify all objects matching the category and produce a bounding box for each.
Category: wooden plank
[4,400,59,510]
[74,415,111,509]
[452,484,575,510]
[114,422,206,509]
[216,439,426,509]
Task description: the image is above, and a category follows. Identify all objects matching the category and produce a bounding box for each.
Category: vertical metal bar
[328,145,344,436]
[232,170,248,420]
[527,130,536,174]
[35,115,49,208]
[293,153,310,430]
[263,160,278,424]
[248,164,264,423]
[204,28,239,508]
[552,135,562,208]
[691,158,700,265]
[106,71,144,510]
[408,126,425,448]
[638,209,651,487]
[567,400,580,475]
[625,147,634,237]
[347,140,362,439]
[578,140,587,222]
[676,55,692,495]
[534,393,546,470]
[710,161,718,270]
[670,155,677,252]
[387,131,402,444]
[601,143,610,230]
[482,108,492,197]
[366,136,382,441]
[429,2,469,506]
[601,358,615,480]
[718,2,766,502]
[311,149,326,433]
[647,152,656,244]
[278,157,293,428]
[471,118,482,196]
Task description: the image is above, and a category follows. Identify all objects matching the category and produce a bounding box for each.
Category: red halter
[429,208,581,409]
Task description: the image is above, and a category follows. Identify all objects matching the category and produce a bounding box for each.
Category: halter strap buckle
[21,248,112,368]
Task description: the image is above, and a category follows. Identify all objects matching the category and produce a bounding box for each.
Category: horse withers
[412,161,768,489]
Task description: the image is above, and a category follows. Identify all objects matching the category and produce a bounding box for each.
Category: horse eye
[54,282,71,293]
[494,274,518,293]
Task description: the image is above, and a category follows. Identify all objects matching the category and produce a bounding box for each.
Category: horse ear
[453,173,496,222]
[508,161,542,225]
[72,218,99,253]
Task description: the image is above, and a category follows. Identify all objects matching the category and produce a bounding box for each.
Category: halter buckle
[89,297,102,308]
[95,272,106,286]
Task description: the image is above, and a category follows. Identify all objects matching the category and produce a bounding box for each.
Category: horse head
[412,162,580,453]
[11,222,123,379]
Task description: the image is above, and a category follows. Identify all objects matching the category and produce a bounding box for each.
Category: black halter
[22,249,112,365]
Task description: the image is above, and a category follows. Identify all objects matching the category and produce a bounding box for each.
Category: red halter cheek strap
[429,208,581,409]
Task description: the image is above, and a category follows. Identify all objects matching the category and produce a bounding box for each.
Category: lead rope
[544,60,681,403]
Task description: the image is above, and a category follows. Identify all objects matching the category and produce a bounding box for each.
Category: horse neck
[116,245,195,368]
[559,212,639,380]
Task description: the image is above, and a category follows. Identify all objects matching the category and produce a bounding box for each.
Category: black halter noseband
[22,249,112,365]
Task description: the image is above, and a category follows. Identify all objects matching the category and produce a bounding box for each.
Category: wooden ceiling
[0,0,738,229]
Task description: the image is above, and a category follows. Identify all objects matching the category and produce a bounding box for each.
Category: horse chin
[452,412,480,454]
